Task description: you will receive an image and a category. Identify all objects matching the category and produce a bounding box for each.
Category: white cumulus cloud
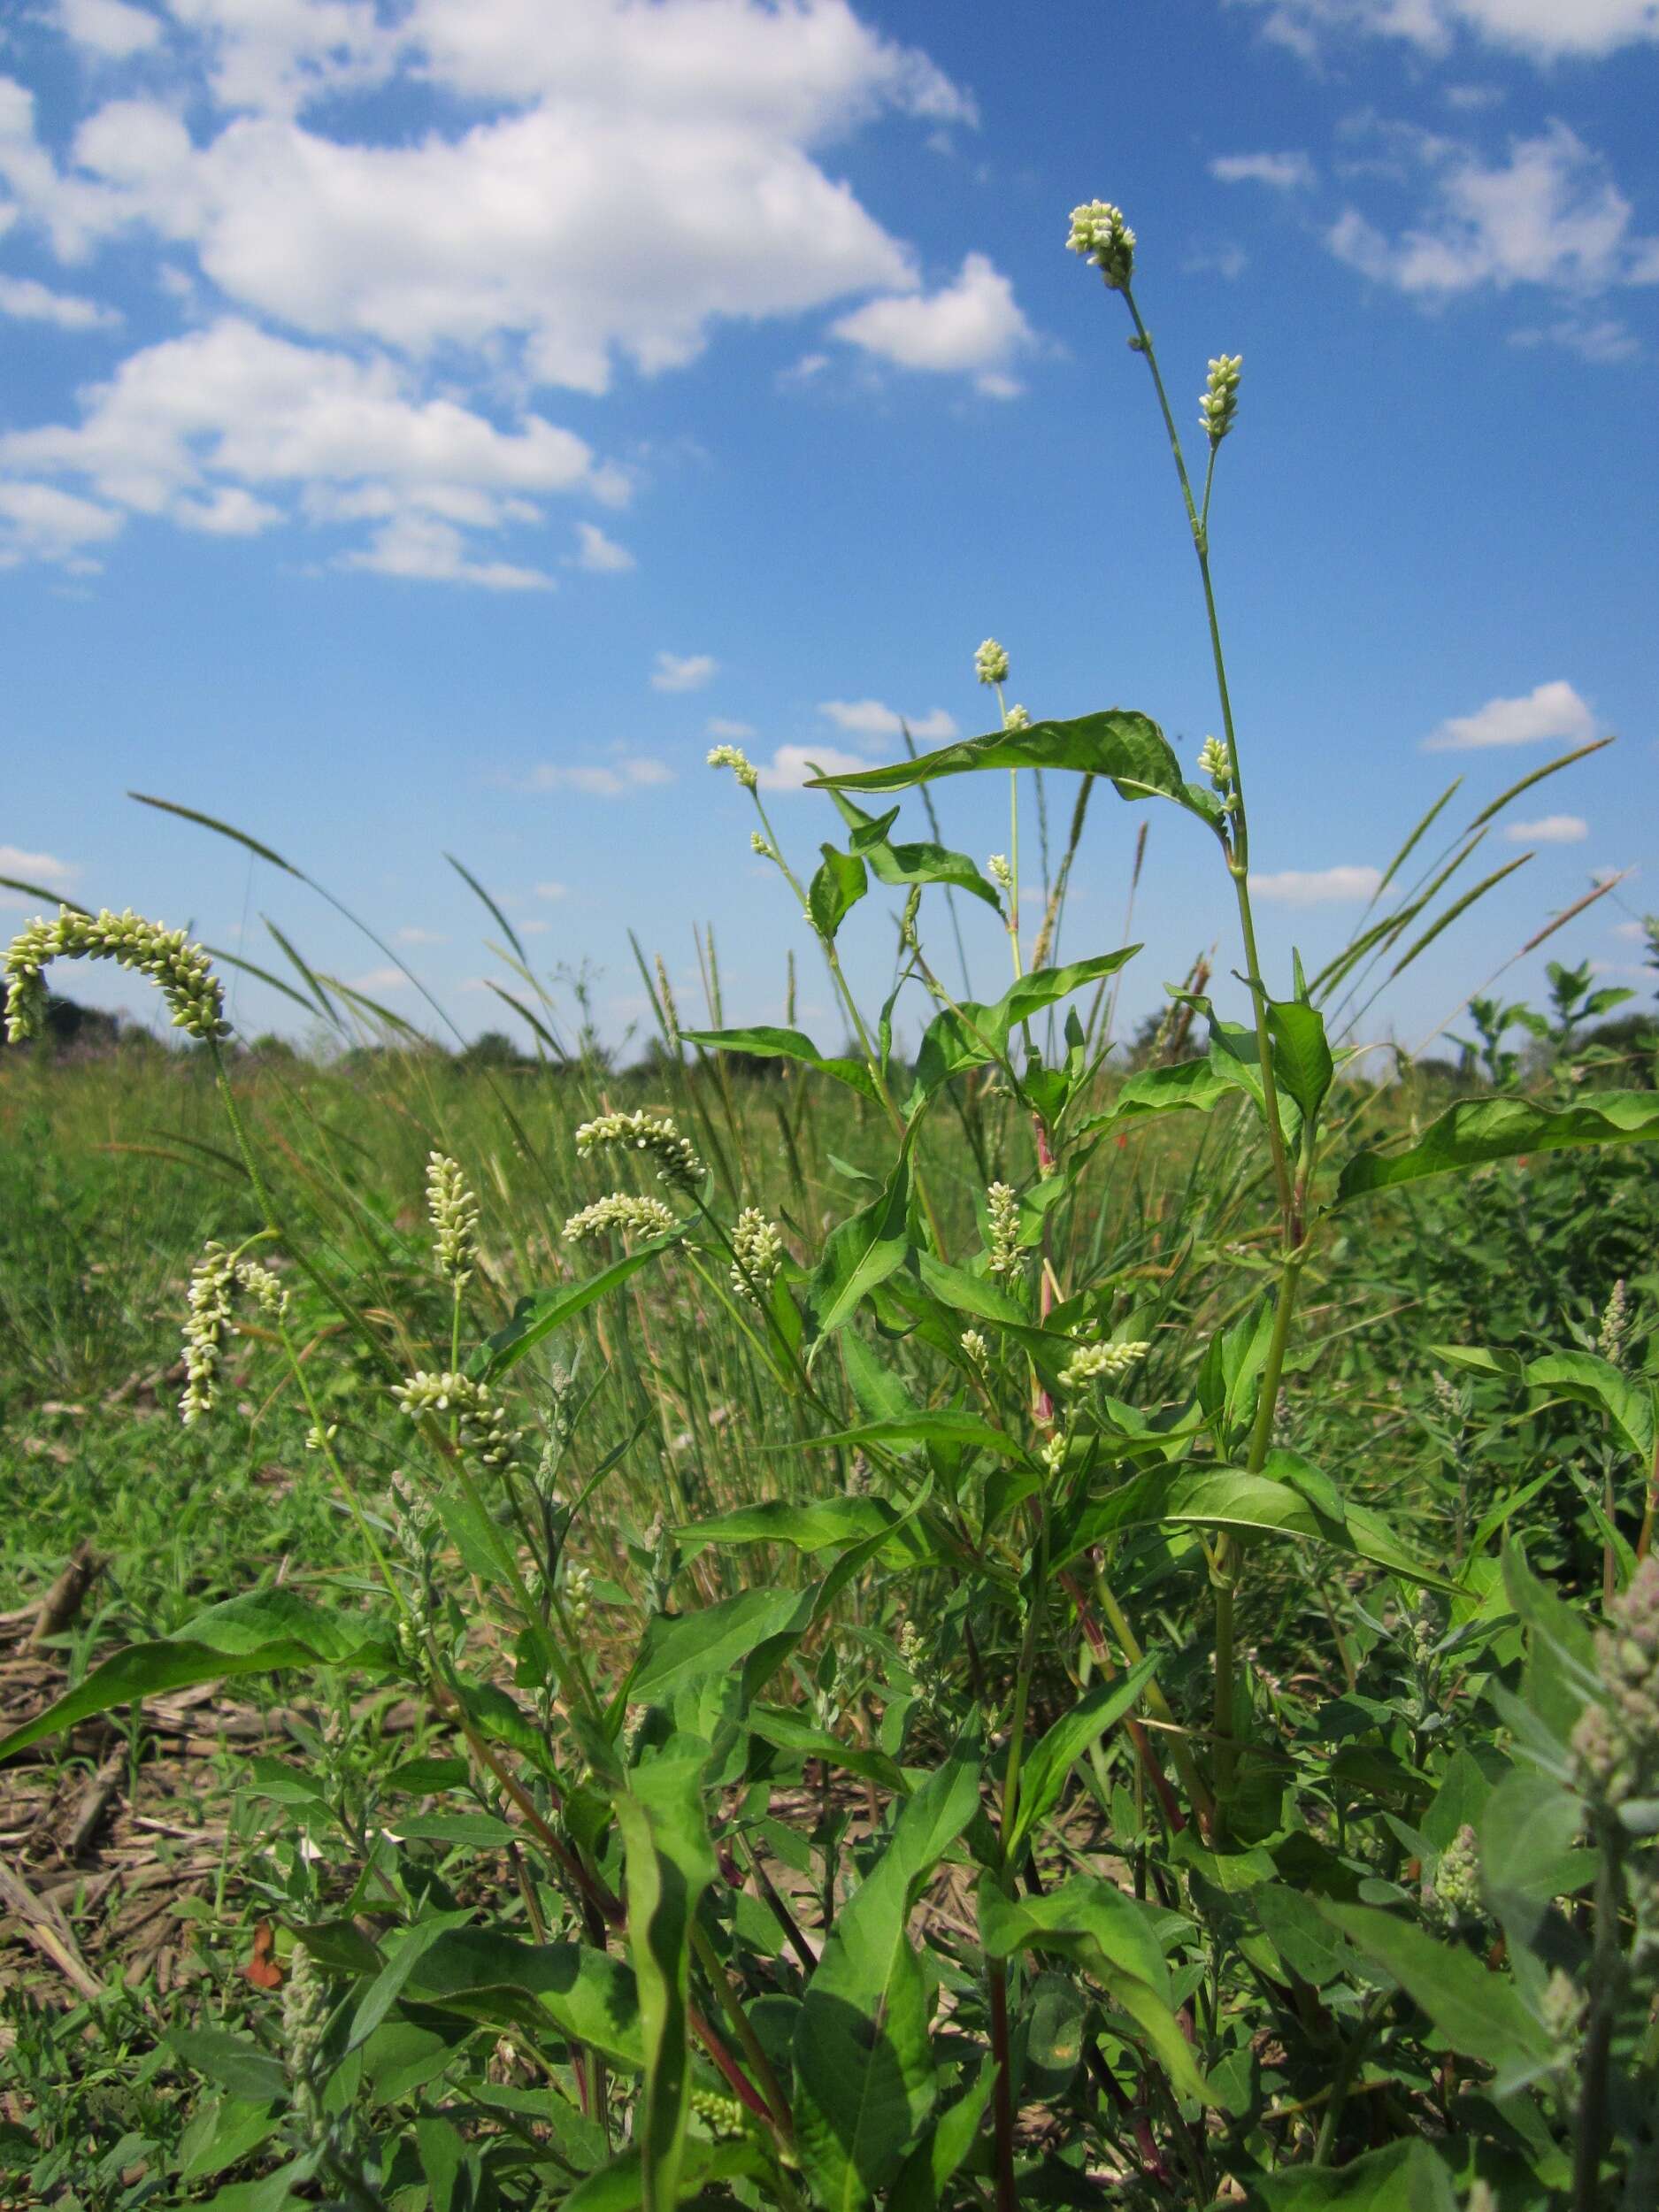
[1506,813,1588,844]
[1249,864,1383,905]
[0,841,81,908]
[0,477,122,567]
[652,650,717,693]
[56,0,165,60]
[1424,680,1595,751]
[831,253,1033,396]
[706,717,756,740]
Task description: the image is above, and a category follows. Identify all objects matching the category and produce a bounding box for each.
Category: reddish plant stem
[987,1962,1021,2212]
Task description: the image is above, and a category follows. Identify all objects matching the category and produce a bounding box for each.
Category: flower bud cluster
[1420,1823,1484,1933]
[1599,1278,1632,1369]
[691,2087,749,2139]
[180,1243,290,1424]
[1066,201,1136,291]
[987,853,1013,897]
[1571,1557,1659,1815]
[706,743,758,789]
[974,638,1010,687]
[985,1181,1025,1279]
[180,1244,238,1425]
[1059,1339,1149,1391]
[1200,354,1242,447]
[654,954,680,1052]
[575,1109,705,1193]
[282,1947,332,2133]
[4,906,226,1044]
[562,1563,595,1629]
[1003,703,1032,732]
[960,1328,988,1369]
[393,1369,521,1472]
[1197,736,1232,790]
[731,1206,784,1300]
[426,1152,480,1287]
[564,1192,677,1243]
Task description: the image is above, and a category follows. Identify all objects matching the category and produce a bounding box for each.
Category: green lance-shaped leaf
[676,1496,914,1558]
[0,1590,389,1763]
[1004,1653,1161,1861]
[826,787,1004,914]
[808,842,869,941]
[806,1133,915,1346]
[1253,2138,1459,2210]
[559,2139,772,2212]
[977,1875,1210,2105]
[888,2059,998,2212]
[1265,996,1333,1123]
[475,1228,689,1379]
[1437,1341,1655,1467]
[614,1744,719,2210]
[630,1585,819,1706]
[678,1024,884,1104]
[807,709,1225,835]
[794,1744,983,2210]
[1074,1053,1244,1148]
[1336,1088,1659,1204]
[1314,1901,1554,2078]
[908,947,1140,1107]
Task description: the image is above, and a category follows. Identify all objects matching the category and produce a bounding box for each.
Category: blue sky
[2,0,1655,1062]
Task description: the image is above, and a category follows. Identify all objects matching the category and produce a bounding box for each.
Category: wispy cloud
[572,520,634,572]
[706,718,756,741]
[349,966,410,993]
[1506,813,1588,844]
[651,651,717,693]
[818,699,958,743]
[521,757,673,797]
[1235,1,1659,66]
[1210,151,1316,189]
[0,274,121,330]
[534,881,569,901]
[0,841,81,910]
[1249,864,1382,905]
[394,926,446,944]
[1423,680,1595,751]
[757,743,870,792]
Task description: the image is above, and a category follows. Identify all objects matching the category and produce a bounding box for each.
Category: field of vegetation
[4,202,1659,2212]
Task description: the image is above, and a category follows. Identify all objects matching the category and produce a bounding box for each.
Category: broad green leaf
[1251,1885,1362,1990]
[680,1025,882,1105]
[746,1703,910,1793]
[1256,2139,1458,2209]
[1524,1349,1655,1466]
[676,1497,907,1555]
[807,708,1224,833]
[809,842,869,941]
[806,1139,914,1346]
[1336,1088,1659,1203]
[1315,1902,1553,2073]
[799,1410,1026,1461]
[1266,998,1333,1122]
[794,1746,983,2210]
[167,2029,287,2107]
[615,1744,718,2209]
[1005,1654,1160,1860]
[1050,1463,1459,1594]
[176,2097,284,2184]
[559,2140,771,2211]
[888,2060,997,2212]
[391,1926,645,2071]
[1077,1054,1241,1146]
[1478,1770,1597,1951]
[908,949,1139,1106]
[978,1876,1210,2104]
[914,1252,1028,1327]
[0,1590,387,1763]
[632,1586,817,1705]
[479,1231,687,1379]
[827,787,1003,914]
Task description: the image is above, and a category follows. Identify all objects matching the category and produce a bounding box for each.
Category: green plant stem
[1120,287,1295,1227]
[690,1920,794,2139]
[1573,1843,1624,2212]
[1313,1988,1390,2164]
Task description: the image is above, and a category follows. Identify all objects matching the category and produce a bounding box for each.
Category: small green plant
[7,197,1659,2212]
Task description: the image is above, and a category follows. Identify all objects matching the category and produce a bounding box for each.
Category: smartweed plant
[7,199,1659,2211]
